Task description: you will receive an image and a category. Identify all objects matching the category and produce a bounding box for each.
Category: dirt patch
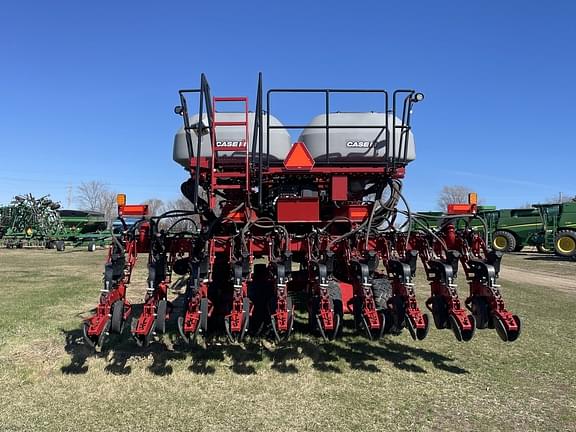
[500,263,576,295]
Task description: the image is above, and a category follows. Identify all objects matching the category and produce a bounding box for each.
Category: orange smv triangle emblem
[283,142,315,170]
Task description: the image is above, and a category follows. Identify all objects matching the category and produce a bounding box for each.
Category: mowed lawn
[0,249,575,432]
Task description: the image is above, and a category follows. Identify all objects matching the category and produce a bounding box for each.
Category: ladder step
[214,97,248,102]
[214,172,246,178]
[213,121,247,127]
[213,184,243,190]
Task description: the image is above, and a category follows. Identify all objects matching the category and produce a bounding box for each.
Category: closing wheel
[110,300,125,334]
[87,242,96,252]
[55,240,65,252]
[389,296,406,333]
[316,309,341,341]
[241,297,250,340]
[156,300,167,334]
[82,321,96,348]
[132,318,156,348]
[405,312,430,341]
[177,315,192,344]
[494,314,522,342]
[554,230,576,257]
[311,295,342,341]
[270,296,294,342]
[536,243,551,254]
[448,313,475,342]
[224,297,250,343]
[177,298,208,344]
[83,320,110,350]
[492,231,516,253]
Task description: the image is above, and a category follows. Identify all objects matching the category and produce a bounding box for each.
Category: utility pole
[67,184,73,208]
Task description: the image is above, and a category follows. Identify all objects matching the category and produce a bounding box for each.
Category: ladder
[209,97,250,209]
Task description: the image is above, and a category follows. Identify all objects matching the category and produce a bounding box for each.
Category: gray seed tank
[298,112,415,164]
[173,112,292,168]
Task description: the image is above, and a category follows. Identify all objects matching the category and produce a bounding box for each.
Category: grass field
[0,249,575,431]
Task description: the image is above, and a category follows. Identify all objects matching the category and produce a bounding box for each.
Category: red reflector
[119,204,149,216]
[283,142,315,170]
[447,204,473,215]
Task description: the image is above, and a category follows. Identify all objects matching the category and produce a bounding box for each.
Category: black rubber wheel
[389,295,406,333]
[110,300,124,334]
[177,315,190,343]
[431,296,449,329]
[156,300,167,334]
[327,279,343,320]
[554,230,576,257]
[87,242,96,252]
[492,231,516,253]
[470,297,490,329]
[46,240,55,250]
[405,312,430,341]
[309,281,342,339]
[494,314,522,342]
[248,274,274,334]
[449,313,475,342]
[494,315,508,342]
[199,297,209,332]
[55,240,65,252]
[82,321,96,348]
[372,278,392,310]
[241,296,251,339]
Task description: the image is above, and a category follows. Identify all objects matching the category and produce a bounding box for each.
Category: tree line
[75,180,195,229]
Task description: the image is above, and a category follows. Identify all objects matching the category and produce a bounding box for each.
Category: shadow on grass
[61,326,467,377]
[61,328,187,376]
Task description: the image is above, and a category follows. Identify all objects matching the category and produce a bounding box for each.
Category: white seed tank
[173,112,292,168]
[298,112,416,163]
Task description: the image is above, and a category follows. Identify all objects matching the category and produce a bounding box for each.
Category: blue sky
[1,0,574,211]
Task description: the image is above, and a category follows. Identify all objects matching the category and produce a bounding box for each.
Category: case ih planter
[82,74,520,349]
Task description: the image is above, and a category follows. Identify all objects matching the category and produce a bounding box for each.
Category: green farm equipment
[533,202,576,257]
[0,194,64,249]
[482,208,543,253]
[0,194,111,251]
[415,200,576,257]
[56,210,110,251]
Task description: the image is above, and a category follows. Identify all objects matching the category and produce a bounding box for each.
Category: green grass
[0,249,575,431]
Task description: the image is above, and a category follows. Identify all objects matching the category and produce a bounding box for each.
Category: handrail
[267,89,396,165]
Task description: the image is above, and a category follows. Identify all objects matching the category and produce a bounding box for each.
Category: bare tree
[76,181,117,226]
[437,185,475,210]
[76,181,107,211]
[543,193,574,204]
[143,198,165,216]
[99,190,118,226]
[159,196,198,232]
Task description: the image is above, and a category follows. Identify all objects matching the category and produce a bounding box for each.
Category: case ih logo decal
[215,140,246,148]
[346,140,372,148]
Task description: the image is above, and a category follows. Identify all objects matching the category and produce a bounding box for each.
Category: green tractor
[532,202,576,258]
